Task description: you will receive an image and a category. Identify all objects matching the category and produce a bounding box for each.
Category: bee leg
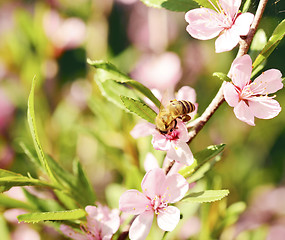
[182,115,191,122]
[172,119,177,129]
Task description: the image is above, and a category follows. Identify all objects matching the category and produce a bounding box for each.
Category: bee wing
[160,88,175,110]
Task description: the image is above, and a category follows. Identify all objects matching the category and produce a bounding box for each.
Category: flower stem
[237,0,269,57]
[186,0,269,144]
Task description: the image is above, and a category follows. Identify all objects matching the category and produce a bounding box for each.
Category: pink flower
[43,10,86,52]
[119,168,189,240]
[185,0,254,53]
[60,204,120,240]
[223,54,283,126]
[131,86,197,166]
[152,119,194,166]
[131,52,182,92]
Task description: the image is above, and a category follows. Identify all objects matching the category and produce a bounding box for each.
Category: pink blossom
[131,87,197,165]
[152,119,194,166]
[119,168,189,240]
[131,52,182,92]
[11,224,40,240]
[185,0,254,53]
[223,54,283,126]
[60,204,120,240]
[43,10,86,52]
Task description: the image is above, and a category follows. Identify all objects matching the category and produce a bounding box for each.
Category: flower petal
[234,13,254,36]
[152,131,171,151]
[223,82,239,107]
[130,121,156,139]
[185,8,223,40]
[157,206,180,232]
[167,142,194,166]
[129,212,154,240]
[251,69,283,94]
[144,153,160,172]
[228,54,252,88]
[219,0,241,20]
[119,190,149,215]
[60,225,86,240]
[248,97,281,119]
[176,86,196,103]
[164,173,189,203]
[176,120,190,142]
[215,27,240,53]
[141,168,167,198]
[233,101,255,126]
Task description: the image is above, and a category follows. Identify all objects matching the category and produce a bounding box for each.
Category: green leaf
[46,156,95,207]
[179,144,225,179]
[252,19,285,71]
[19,142,42,170]
[120,96,157,123]
[242,0,251,12]
[213,72,231,82]
[74,160,96,204]
[0,215,10,240]
[0,169,56,192]
[22,188,64,212]
[54,190,78,210]
[183,190,229,203]
[140,0,213,10]
[0,194,36,210]
[95,79,139,110]
[88,60,160,108]
[27,77,56,182]
[250,29,267,77]
[161,0,199,12]
[18,209,86,223]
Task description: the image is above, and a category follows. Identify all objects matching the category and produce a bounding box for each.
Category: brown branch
[187,0,269,143]
[237,0,269,57]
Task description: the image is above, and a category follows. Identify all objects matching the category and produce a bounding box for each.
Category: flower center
[150,195,168,214]
[164,129,179,141]
[207,0,234,28]
[240,85,254,99]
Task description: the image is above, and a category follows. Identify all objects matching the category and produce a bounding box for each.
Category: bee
[155,100,195,134]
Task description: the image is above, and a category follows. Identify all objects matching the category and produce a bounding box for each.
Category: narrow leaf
[140,0,212,10]
[120,96,157,123]
[252,19,285,70]
[242,0,251,12]
[95,79,138,110]
[183,190,229,203]
[0,194,36,210]
[23,188,64,212]
[88,60,160,108]
[18,209,86,223]
[74,160,96,204]
[179,144,225,178]
[0,215,10,240]
[0,175,56,192]
[27,77,55,181]
[161,0,199,12]
[213,72,231,82]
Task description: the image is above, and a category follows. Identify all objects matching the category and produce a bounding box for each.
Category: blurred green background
[0,0,284,239]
